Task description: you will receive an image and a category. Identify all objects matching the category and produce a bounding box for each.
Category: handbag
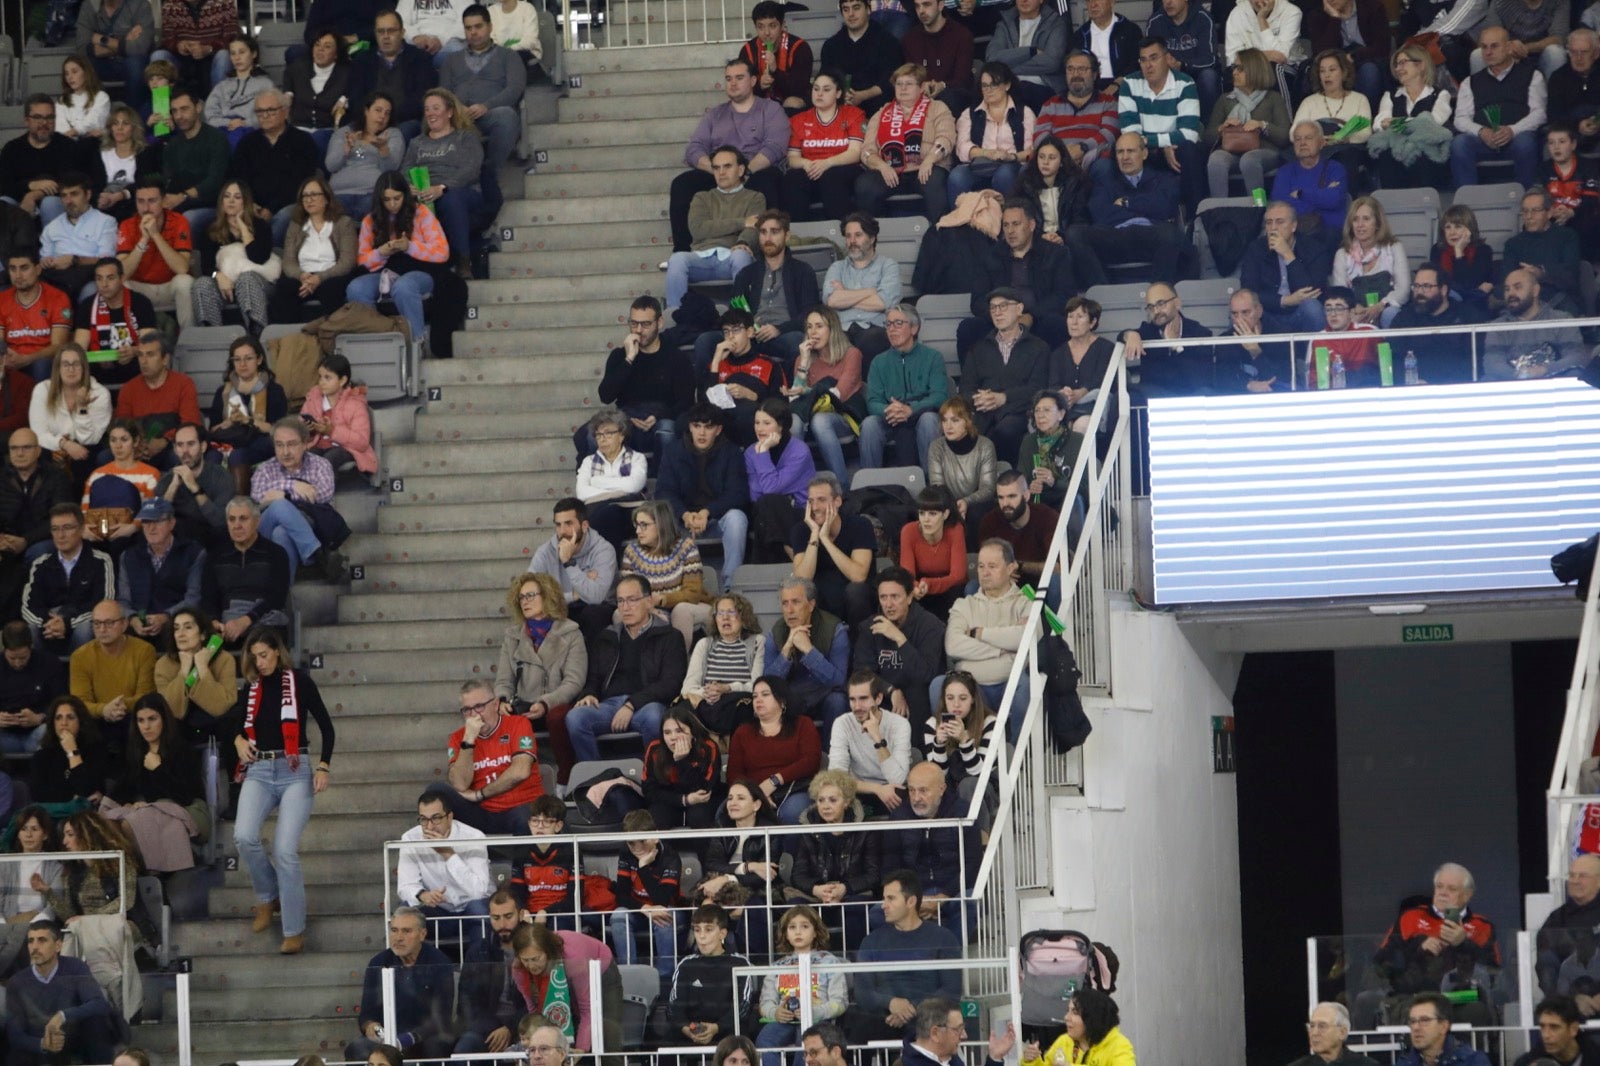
[82,508,133,537]
[1349,271,1394,305]
[1220,126,1262,154]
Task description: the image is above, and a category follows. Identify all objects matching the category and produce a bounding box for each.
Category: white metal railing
[0,850,130,922]
[1546,537,1600,897]
[1133,313,1600,388]
[558,0,749,49]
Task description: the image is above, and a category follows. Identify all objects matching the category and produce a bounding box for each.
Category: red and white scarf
[90,295,140,350]
[876,96,930,172]
[245,668,302,769]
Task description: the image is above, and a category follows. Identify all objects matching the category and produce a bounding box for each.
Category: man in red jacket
[110,330,200,470]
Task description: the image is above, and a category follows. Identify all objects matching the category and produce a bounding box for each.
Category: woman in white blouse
[29,344,112,486]
[1369,44,1453,189]
[269,176,360,323]
[575,407,648,552]
[57,57,110,139]
[1332,195,1410,326]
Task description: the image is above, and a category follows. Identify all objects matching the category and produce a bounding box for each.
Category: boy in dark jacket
[668,903,755,1046]
[656,403,752,588]
[611,810,684,981]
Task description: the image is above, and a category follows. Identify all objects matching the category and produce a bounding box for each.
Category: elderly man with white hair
[1537,853,1600,1006]
[228,88,322,245]
[1360,862,1500,1029]
[1287,1002,1377,1066]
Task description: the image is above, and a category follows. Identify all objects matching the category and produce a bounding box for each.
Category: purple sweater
[744,435,816,507]
[685,99,791,170]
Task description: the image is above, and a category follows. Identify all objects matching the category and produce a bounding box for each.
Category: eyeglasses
[885,318,913,328]
[254,106,284,115]
[627,319,656,330]
[417,813,450,826]
[988,301,1020,311]
[1144,296,1175,312]
[1408,1017,1443,1026]
[1323,303,1351,312]
[722,326,749,336]
[25,113,52,122]
[1410,281,1439,291]
[715,609,741,618]
[616,594,649,606]
[460,696,497,715]
[594,427,622,438]
[91,618,124,629]
[518,591,542,602]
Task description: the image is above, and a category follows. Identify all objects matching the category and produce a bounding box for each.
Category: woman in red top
[782,69,865,222]
[728,676,820,824]
[899,485,967,622]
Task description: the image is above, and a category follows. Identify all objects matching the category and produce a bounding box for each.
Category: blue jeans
[609,907,679,981]
[348,269,434,343]
[0,722,46,755]
[776,788,811,824]
[1449,129,1540,188]
[477,106,521,214]
[805,412,853,482]
[858,410,940,468]
[946,161,1022,201]
[757,1022,802,1066]
[233,757,314,936]
[182,207,216,235]
[336,193,372,220]
[927,671,1033,744]
[666,249,754,311]
[258,497,322,576]
[1262,299,1325,335]
[431,184,487,262]
[716,509,749,585]
[567,695,667,762]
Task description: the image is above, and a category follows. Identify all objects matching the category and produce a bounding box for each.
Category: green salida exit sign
[1402,624,1454,644]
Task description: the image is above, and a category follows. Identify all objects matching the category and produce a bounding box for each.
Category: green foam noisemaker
[1378,342,1393,387]
[1315,346,1330,390]
[151,85,171,136]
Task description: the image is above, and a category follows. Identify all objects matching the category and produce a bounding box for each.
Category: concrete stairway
[137,40,740,1063]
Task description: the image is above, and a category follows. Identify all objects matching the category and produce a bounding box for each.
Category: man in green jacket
[858,303,950,468]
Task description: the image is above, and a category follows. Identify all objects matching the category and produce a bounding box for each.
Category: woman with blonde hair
[94,104,160,220]
[1204,48,1290,199]
[1369,44,1453,190]
[1333,195,1409,326]
[786,305,864,483]
[399,87,486,278]
[496,571,586,780]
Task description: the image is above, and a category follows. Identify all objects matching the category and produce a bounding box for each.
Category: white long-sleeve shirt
[56,91,110,136]
[396,821,494,911]
[29,380,112,453]
[1223,0,1302,63]
[1453,66,1547,136]
[491,0,544,59]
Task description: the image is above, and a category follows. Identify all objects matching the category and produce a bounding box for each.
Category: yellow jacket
[1021,1028,1137,1066]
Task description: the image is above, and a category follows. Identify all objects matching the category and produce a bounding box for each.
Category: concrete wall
[1334,644,1520,946]
[1022,602,1246,1064]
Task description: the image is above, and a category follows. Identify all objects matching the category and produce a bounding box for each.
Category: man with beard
[581,296,693,458]
[455,889,525,1055]
[709,208,819,374]
[977,469,1061,587]
[154,423,234,547]
[1114,281,1212,396]
[824,213,902,362]
[903,0,976,114]
[1389,265,1485,384]
[1482,268,1590,381]
[1033,52,1120,168]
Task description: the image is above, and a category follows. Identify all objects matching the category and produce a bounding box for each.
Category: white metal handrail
[1546,543,1600,897]
[0,850,131,921]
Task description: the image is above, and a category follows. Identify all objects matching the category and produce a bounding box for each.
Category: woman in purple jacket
[744,395,816,563]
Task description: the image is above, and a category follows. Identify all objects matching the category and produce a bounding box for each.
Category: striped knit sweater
[1116,71,1202,148]
[1032,91,1121,165]
[621,536,709,608]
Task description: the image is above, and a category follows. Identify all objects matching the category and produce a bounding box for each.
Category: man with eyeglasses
[349,11,440,137]
[1503,186,1582,311]
[0,252,71,383]
[802,1022,850,1066]
[509,797,577,927]
[427,679,544,836]
[0,429,72,608]
[229,89,322,246]
[656,402,751,587]
[1068,131,1189,287]
[567,574,688,763]
[964,287,1051,463]
[1114,282,1212,396]
[904,997,1017,1066]
[960,198,1074,358]
[1288,1002,1376,1066]
[522,1022,573,1066]
[1548,29,1600,146]
[1033,53,1120,169]
[582,296,693,459]
[703,307,789,447]
[39,174,117,304]
[1306,286,1380,389]
[22,504,114,656]
[68,600,154,750]
[0,96,79,226]
[859,303,949,470]
[397,791,495,955]
[1389,264,1484,384]
[1395,992,1489,1066]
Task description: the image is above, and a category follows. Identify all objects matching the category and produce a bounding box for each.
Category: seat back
[790,222,843,287]
[174,325,246,406]
[1175,277,1242,336]
[914,293,969,384]
[850,465,926,494]
[1370,188,1441,266]
[1084,282,1150,339]
[564,757,644,799]
[334,331,412,403]
[1449,182,1523,252]
[617,965,663,1049]
[877,216,928,297]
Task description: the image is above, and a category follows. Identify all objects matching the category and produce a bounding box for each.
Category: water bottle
[1330,352,1346,390]
[1404,349,1418,386]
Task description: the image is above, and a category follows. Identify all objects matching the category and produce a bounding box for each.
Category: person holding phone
[1361,863,1499,1029]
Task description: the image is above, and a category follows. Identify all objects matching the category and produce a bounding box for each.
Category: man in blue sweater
[346,907,459,1062]
[655,404,751,588]
[1238,200,1333,333]
[1066,132,1190,286]
[5,921,119,1066]
[844,869,962,1046]
[1270,123,1350,234]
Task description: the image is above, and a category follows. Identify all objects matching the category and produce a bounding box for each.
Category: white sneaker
[658,260,669,270]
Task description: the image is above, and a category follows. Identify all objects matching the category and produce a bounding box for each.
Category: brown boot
[279,934,305,955]
[251,901,279,933]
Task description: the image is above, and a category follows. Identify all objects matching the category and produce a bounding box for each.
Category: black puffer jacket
[789,801,880,897]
